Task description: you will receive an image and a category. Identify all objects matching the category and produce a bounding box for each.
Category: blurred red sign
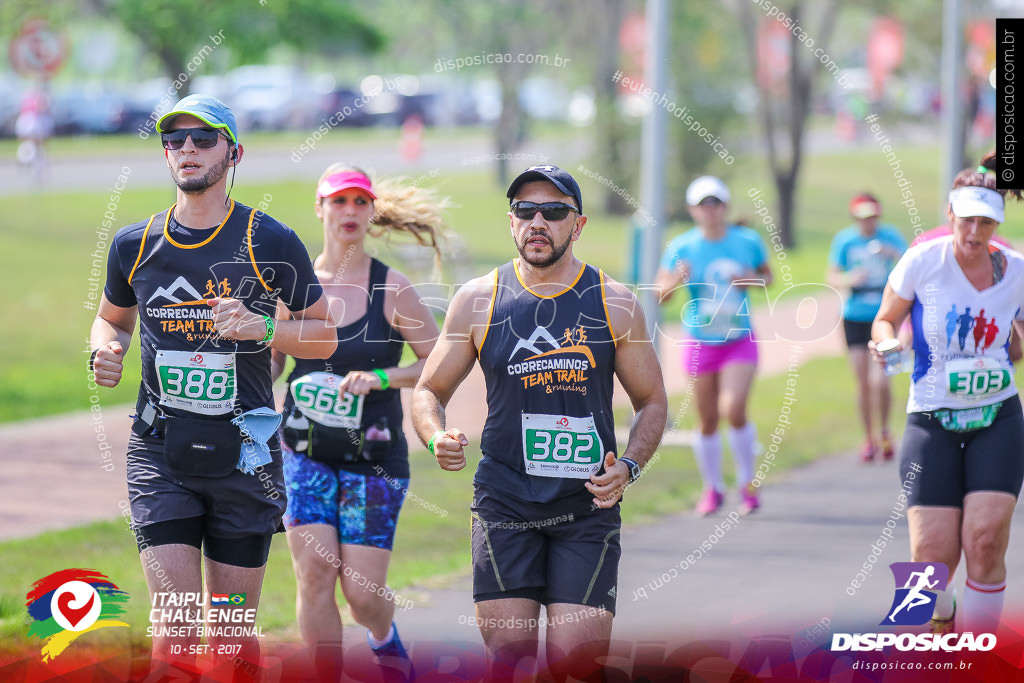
[867,17,904,100]
[618,13,646,92]
[757,19,791,92]
[9,19,67,78]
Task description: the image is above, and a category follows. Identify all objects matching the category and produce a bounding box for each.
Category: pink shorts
[681,336,758,376]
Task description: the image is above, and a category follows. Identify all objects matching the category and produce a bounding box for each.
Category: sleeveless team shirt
[284,258,409,479]
[476,260,618,504]
[104,201,323,418]
[890,236,1024,413]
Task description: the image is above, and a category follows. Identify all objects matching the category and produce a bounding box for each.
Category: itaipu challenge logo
[25,569,129,661]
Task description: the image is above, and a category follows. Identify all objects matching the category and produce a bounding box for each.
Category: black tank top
[476,260,617,503]
[285,258,409,478]
[103,201,323,418]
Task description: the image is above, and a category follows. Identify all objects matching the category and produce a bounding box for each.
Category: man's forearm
[411,386,447,446]
[620,400,667,468]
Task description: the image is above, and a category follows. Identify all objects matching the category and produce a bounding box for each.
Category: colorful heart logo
[56,590,95,628]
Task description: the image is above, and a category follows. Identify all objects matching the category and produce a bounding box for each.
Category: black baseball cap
[506,164,583,214]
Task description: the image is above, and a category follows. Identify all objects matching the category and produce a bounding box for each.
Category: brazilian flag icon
[229,593,246,605]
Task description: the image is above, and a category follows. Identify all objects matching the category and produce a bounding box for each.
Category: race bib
[694,298,745,341]
[946,357,1011,400]
[521,413,604,479]
[155,350,237,415]
[290,372,364,429]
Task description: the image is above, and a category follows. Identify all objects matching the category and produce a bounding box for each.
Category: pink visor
[316,171,376,200]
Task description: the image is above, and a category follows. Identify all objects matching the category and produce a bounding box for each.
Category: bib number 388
[155,350,237,415]
[522,413,604,479]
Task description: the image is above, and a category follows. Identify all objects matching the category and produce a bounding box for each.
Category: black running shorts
[470,485,620,614]
[126,433,286,539]
[900,394,1024,507]
[842,319,874,348]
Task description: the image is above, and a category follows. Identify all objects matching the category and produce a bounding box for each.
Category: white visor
[949,187,1005,223]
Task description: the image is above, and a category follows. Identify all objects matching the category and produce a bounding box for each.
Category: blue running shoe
[368,622,413,681]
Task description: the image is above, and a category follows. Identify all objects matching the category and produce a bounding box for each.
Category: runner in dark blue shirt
[89,95,335,679]
[412,165,667,679]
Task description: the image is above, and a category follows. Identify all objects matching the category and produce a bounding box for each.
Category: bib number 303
[290,372,363,429]
[155,350,237,415]
[522,413,604,479]
[946,358,1011,398]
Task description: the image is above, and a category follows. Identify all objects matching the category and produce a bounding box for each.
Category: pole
[940,0,964,216]
[639,0,669,348]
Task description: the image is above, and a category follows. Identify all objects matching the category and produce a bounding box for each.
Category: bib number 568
[295,383,355,416]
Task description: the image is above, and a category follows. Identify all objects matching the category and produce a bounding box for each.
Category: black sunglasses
[511,201,579,221]
[160,127,227,150]
[697,196,724,207]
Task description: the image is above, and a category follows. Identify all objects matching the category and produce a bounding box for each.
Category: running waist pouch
[933,401,1003,433]
[164,416,243,477]
[284,421,390,465]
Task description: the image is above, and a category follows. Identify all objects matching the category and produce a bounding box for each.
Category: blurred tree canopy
[3,0,383,96]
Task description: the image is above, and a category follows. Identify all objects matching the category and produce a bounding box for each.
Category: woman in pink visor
[272,164,449,677]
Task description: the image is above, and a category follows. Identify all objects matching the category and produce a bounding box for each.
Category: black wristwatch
[619,457,642,484]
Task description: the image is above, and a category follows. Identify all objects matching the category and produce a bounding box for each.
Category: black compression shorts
[900,394,1024,507]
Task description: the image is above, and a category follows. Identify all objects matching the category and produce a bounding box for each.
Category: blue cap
[156,94,239,144]
[507,164,583,214]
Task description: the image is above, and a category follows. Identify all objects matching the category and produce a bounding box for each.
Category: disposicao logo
[25,569,129,661]
[832,562,995,653]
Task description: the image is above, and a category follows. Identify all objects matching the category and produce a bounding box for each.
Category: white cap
[949,187,1005,223]
[686,175,730,205]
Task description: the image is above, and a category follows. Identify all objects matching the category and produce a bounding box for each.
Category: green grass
[10,141,1024,423]
[0,354,908,652]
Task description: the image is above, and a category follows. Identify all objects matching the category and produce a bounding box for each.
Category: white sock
[693,431,724,492]
[962,578,1005,632]
[368,622,396,648]
[933,579,956,620]
[727,422,758,488]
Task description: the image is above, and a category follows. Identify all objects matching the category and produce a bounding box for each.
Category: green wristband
[372,368,390,390]
[428,430,445,455]
[259,315,275,344]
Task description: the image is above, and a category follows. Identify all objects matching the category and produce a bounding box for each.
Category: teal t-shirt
[660,225,769,343]
[828,223,907,322]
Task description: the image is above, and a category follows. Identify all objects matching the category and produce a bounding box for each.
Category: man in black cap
[89,94,336,677]
[412,165,667,678]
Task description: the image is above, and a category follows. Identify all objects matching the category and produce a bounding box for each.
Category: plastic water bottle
[285,409,309,452]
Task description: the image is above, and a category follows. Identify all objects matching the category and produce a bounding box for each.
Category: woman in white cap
[657,175,772,516]
[271,164,448,675]
[871,152,1024,634]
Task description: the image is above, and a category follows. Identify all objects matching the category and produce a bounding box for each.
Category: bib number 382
[290,372,363,429]
[522,413,604,479]
[155,350,236,415]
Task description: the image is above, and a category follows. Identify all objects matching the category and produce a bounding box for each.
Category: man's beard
[516,230,573,268]
[172,150,231,194]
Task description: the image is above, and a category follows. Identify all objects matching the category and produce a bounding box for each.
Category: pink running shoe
[739,485,760,515]
[695,489,723,517]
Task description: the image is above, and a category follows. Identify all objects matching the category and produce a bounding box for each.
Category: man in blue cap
[412,164,667,678]
[89,94,337,677]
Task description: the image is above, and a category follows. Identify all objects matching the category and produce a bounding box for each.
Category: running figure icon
[888,565,939,623]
